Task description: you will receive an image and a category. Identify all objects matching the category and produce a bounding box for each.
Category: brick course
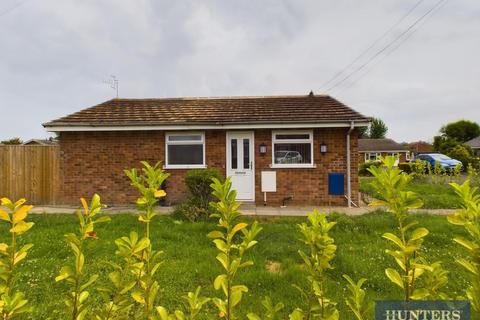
[59,128,359,206]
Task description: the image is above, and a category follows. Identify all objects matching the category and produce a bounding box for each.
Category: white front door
[226,132,255,201]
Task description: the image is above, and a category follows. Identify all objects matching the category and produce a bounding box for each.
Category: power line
[334,0,448,95]
[0,0,32,19]
[325,0,447,92]
[319,0,426,91]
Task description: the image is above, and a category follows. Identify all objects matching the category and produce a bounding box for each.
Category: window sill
[269,164,317,169]
[163,164,207,170]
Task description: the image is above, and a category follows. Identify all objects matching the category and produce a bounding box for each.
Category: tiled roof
[466,136,480,148]
[43,94,370,128]
[358,138,407,152]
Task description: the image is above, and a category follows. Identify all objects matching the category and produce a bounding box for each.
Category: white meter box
[261,171,276,192]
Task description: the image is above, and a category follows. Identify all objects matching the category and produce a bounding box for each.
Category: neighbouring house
[359,138,410,163]
[408,141,433,154]
[23,138,57,146]
[43,94,370,207]
[466,136,480,156]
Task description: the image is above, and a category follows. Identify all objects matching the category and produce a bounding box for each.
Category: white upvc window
[406,152,411,161]
[271,130,314,168]
[165,132,206,169]
[365,153,380,162]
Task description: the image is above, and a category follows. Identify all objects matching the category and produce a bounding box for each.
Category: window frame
[364,152,380,162]
[164,131,206,169]
[271,130,314,168]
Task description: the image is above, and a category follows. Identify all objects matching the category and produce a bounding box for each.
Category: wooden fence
[0,145,60,204]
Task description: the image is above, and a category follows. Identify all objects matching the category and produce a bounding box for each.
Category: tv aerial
[104,75,119,98]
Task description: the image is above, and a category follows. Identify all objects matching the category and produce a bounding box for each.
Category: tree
[357,126,369,138]
[1,137,22,145]
[440,120,480,143]
[369,118,388,139]
[357,118,388,139]
[447,144,473,167]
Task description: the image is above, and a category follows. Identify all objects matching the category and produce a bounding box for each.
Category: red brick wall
[59,128,359,206]
[254,128,358,206]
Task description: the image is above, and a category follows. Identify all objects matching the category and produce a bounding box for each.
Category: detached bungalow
[44,94,370,207]
[466,137,480,156]
[359,138,410,163]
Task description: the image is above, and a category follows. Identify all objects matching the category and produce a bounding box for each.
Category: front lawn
[3,212,470,319]
[360,176,461,209]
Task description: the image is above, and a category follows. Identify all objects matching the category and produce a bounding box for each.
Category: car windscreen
[430,154,451,161]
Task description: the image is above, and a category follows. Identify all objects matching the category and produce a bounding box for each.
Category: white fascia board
[46,121,370,132]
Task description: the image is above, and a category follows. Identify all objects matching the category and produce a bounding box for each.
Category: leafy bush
[368,156,449,300]
[0,198,35,319]
[398,162,413,174]
[185,169,223,207]
[447,144,474,167]
[448,181,480,312]
[55,194,111,320]
[174,169,223,222]
[359,161,380,176]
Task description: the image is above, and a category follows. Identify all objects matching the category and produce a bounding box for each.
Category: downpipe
[346,120,355,208]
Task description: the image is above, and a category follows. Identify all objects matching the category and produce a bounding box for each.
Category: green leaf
[78,291,89,303]
[411,288,429,300]
[382,233,404,248]
[12,205,32,223]
[213,274,227,291]
[0,209,10,222]
[453,237,478,251]
[55,266,73,282]
[230,223,248,236]
[247,313,261,320]
[385,268,404,289]
[456,258,478,275]
[80,274,98,291]
[131,291,145,304]
[156,306,170,320]
[207,231,224,239]
[410,227,429,241]
[10,221,34,234]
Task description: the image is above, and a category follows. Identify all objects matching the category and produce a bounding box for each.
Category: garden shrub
[55,194,111,320]
[397,162,413,174]
[368,156,449,300]
[359,161,380,176]
[447,144,474,167]
[448,180,480,313]
[0,198,35,319]
[174,168,223,222]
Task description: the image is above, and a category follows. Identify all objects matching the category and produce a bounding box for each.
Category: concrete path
[29,204,456,216]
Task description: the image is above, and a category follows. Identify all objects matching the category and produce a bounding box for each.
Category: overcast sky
[0,0,478,142]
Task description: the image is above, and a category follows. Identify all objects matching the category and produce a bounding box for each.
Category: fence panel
[0,145,60,204]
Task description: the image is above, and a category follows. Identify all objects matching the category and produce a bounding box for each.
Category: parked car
[274,151,303,164]
[414,153,463,171]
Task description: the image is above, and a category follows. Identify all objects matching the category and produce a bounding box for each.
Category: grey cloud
[0,0,478,142]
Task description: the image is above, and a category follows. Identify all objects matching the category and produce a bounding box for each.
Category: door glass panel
[231,139,237,169]
[243,139,250,170]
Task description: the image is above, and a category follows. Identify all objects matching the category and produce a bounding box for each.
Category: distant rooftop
[359,138,407,152]
[466,136,480,149]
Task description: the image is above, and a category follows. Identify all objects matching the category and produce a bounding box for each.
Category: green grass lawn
[2,211,472,319]
[360,176,462,209]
